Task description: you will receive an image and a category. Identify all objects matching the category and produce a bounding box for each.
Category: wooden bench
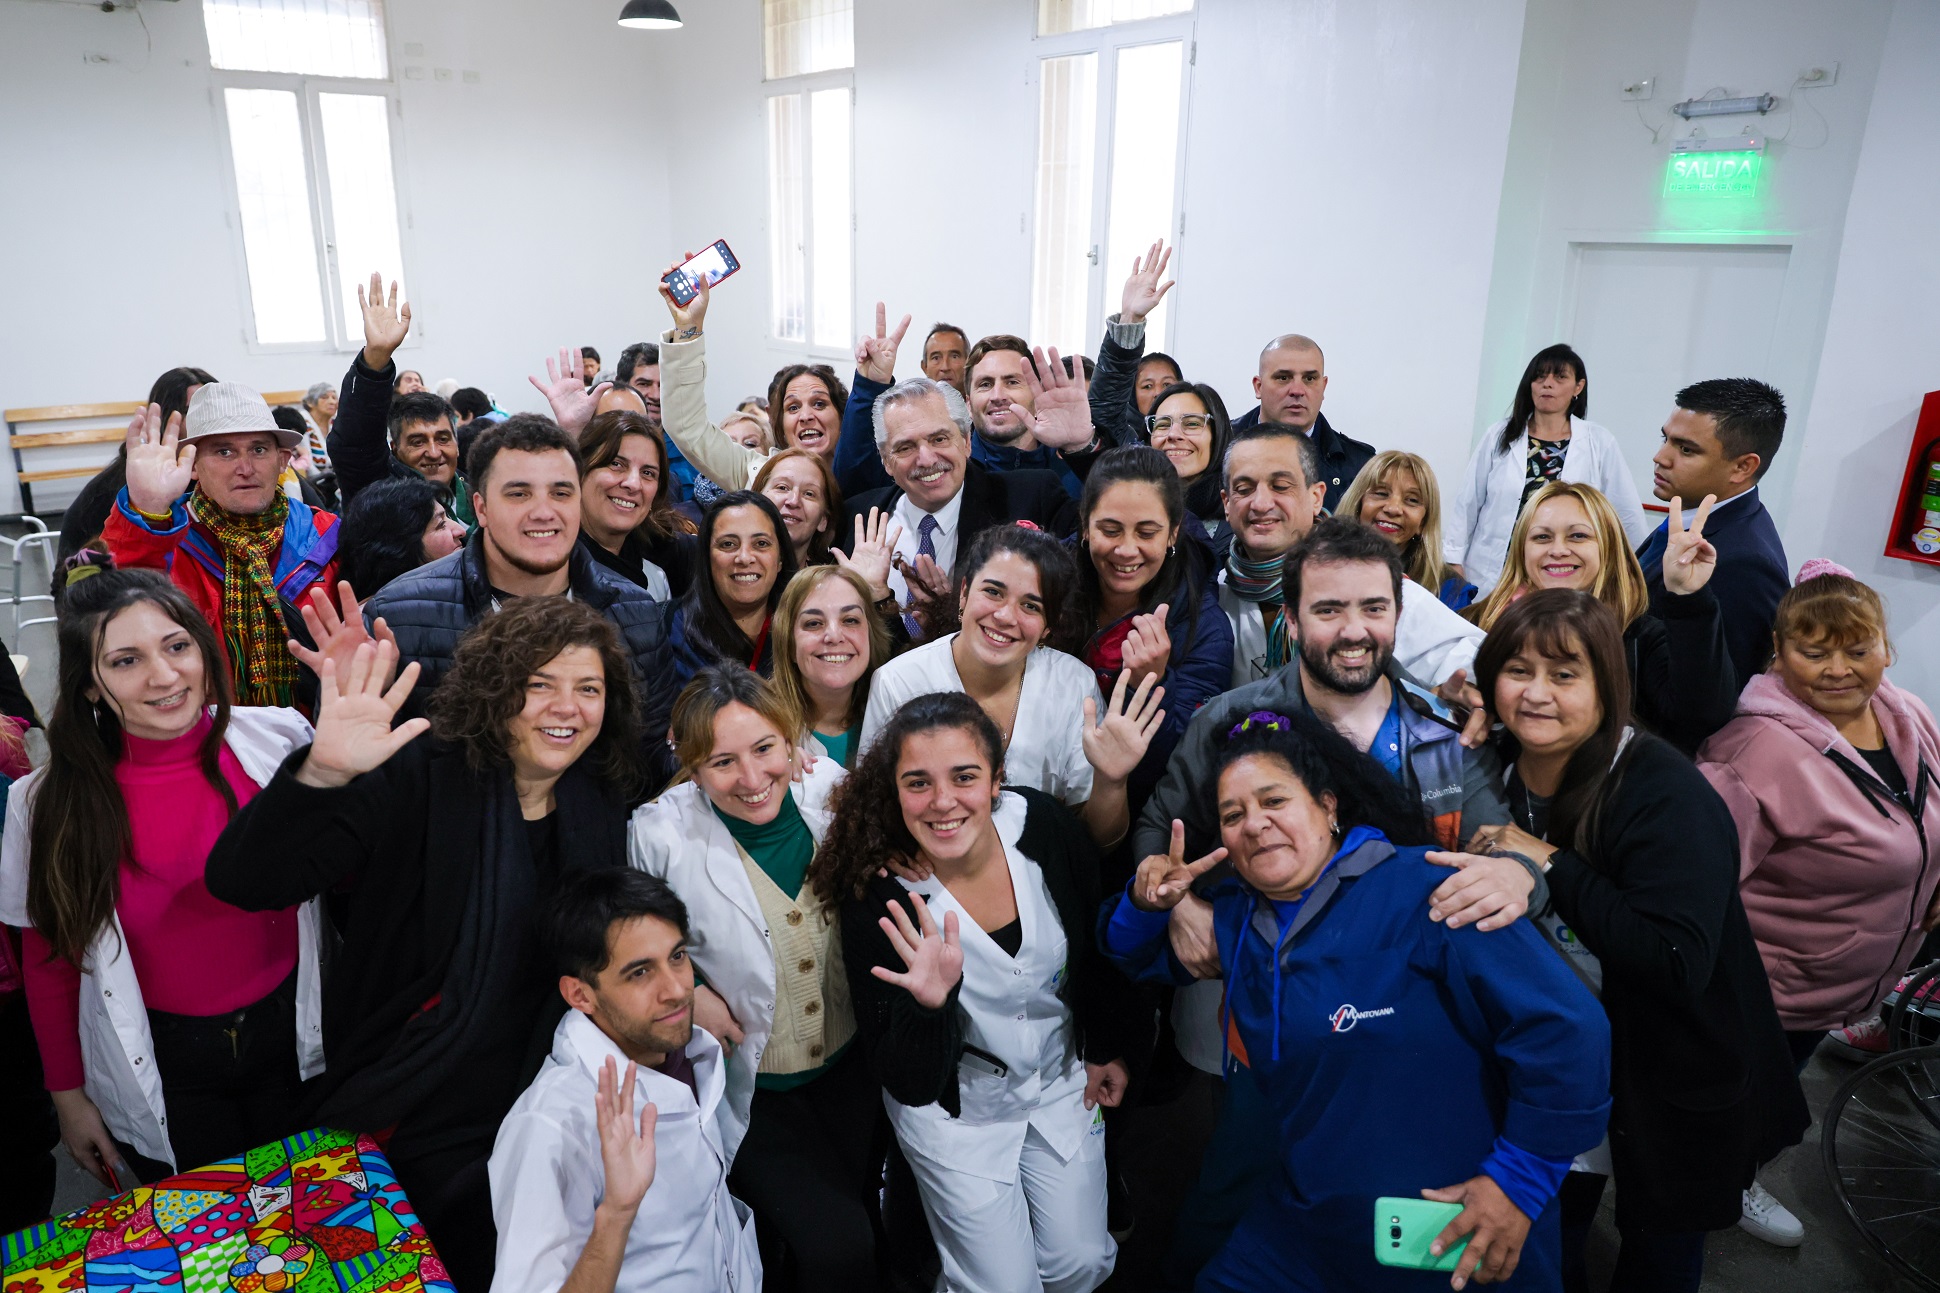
[5,390,309,514]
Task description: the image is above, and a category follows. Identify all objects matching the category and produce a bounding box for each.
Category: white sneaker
[1739,1179,1805,1247]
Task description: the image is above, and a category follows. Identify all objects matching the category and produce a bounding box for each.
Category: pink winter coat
[1698,672,1940,1030]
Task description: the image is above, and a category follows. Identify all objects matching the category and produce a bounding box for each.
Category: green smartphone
[1374,1197,1468,1271]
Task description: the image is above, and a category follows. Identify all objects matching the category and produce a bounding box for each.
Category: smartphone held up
[663,239,741,306]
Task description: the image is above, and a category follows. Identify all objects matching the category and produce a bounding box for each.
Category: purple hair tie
[1227,710,1294,740]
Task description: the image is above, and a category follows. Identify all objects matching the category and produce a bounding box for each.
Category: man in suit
[1229,334,1375,512]
[1636,377,1789,688]
[846,376,1075,628]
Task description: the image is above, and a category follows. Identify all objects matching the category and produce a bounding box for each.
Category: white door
[1566,242,1792,502]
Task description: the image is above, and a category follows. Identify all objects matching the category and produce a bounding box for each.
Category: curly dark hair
[428,595,643,793]
[1213,709,1434,850]
[808,691,1004,905]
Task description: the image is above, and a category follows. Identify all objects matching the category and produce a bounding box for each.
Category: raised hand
[528,347,611,435]
[1082,669,1166,785]
[834,506,904,602]
[1120,605,1172,689]
[1120,238,1175,325]
[594,1057,659,1215]
[1133,819,1228,911]
[1084,1059,1130,1110]
[1661,493,1719,596]
[295,642,429,789]
[855,302,912,384]
[869,893,963,1010]
[288,580,399,682]
[656,253,710,336]
[124,403,195,517]
[358,271,412,369]
[1023,345,1097,451]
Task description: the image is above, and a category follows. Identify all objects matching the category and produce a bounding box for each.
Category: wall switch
[434,67,452,81]
[462,70,480,83]
[1797,62,1839,88]
[1620,77,1654,101]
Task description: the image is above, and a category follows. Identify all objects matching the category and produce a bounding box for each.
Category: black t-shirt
[1858,745,1910,804]
[988,917,1023,959]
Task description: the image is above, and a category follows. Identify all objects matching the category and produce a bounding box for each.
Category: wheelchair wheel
[1891,962,1940,1053]
[1823,1044,1940,1290]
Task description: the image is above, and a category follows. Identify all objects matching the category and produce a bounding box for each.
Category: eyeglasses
[1147,414,1211,435]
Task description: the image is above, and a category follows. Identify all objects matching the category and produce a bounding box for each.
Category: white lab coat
[488,1011,760,1293]
[858,635,1104,806]
[888,793,1115,1292]
[1217,570,1483,692]
[626,758,845,1163]
[1444,416,1652,597]
[0,706,325,1169]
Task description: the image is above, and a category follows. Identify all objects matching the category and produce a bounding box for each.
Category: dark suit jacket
[846,458,1078,545]
[1635,485,1788,686]
[1229,407,1375,512]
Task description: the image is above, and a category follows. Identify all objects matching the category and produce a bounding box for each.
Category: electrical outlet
[1797,62,1839,88]
[434,67,452,81]
[1620,76,1654,101]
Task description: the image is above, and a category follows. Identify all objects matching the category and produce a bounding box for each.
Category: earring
[1168,544,1177,556]
[1329,819,1340,836]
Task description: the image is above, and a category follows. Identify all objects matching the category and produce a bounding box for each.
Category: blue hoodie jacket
[1103,830,1610,1288]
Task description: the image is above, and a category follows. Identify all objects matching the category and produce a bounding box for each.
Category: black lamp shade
[618,0,682,29]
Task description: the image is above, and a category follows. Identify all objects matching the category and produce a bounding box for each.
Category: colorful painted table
[1,1129,452,1293]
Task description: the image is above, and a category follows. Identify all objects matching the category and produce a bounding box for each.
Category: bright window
[1028,54,1099,357]
[1038,0,1191,37]
[764,0,854,79]
[203,0,389,78]
[1101,41,1184,345]
[207,2,407,349]
[764,0,853,349]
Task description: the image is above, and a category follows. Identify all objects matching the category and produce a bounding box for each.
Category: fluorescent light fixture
[1673,93,1775,119]
[1671,132,1766,154]
[619,0,682,29]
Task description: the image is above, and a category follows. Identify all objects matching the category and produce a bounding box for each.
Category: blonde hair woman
[1339,451,1475,610]
[1469,480,1737,752]
[627,665,882,1289]
[769,566,894,768]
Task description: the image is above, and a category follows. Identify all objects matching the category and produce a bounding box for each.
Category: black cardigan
[204,736,630,1123]
[841,786,1140,1115]
[1624,584,1739,754]
[1543,735,1808,1230]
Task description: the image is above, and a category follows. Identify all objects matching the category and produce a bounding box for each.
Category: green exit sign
[1666,150,1763,197]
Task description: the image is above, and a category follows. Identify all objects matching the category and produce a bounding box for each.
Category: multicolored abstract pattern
[1,1130,451,1293]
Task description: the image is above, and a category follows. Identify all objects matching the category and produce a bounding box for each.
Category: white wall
[1783,0,1940,701]
[0,0,675,511]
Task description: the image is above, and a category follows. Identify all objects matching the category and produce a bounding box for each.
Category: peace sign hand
[834,506,904,602]
[1081,668,1167,785]
[1120,238,1175,325]
[869,893,963,1010]
[1023,345,1096,451]
[1133,819,1228,912]
[528,347,610,435]
[294,642,429,789]
[855,302,911,385]
[124,403,196,517]
[1661,494,1719,596]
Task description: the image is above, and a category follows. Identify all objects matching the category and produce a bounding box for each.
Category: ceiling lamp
[618,0,682,30]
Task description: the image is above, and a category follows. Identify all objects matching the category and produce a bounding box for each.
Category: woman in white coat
[814,690,1137,1293]
[1445,344,1650,597]
[0,569,322,1185]
[627,664,878,1293]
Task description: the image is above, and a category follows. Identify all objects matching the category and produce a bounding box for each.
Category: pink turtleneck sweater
[21,716,296,1091]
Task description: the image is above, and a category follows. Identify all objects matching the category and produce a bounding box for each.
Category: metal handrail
[0,514,60,640]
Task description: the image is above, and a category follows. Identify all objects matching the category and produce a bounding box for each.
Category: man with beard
[1128,515,1515,1288]
[490,869,761,1293]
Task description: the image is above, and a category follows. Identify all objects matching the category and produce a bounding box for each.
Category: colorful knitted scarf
[190,489,298,707]
[1227,546,1292,672]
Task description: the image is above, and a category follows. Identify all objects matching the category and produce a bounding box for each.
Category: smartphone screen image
[1373,1197,1468,1271]
[664,239,740,306]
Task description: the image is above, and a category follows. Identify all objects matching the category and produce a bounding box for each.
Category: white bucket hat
[183,383,302,449]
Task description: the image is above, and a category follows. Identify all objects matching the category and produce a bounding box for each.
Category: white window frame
[212,70,417,355]
[1028,9,1196,353]
[764,67,855,358]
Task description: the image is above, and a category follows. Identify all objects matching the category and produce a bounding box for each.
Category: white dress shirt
[488,1012,760,1293]
[887,484,966,603]
[859,635,1103,806]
